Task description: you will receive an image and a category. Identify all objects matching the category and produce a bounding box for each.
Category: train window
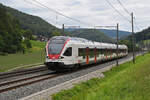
[89,49,93,58]
[95,48,99,56]
[63,47,72,56]
[79,48,82,56]
[48,38,66,54]
[108,49,111,55]
[100,49,102,54]
[96,49,99,55]
[79,48,86,58]
[102,49,106,55]
[100,49,102,55]
[113,49,116,53]
[107,49,110,55]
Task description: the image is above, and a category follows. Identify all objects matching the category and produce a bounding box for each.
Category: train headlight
[59,56,64,59]
[46,56,49,58]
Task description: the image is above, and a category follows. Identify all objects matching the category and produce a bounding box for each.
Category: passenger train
[44,36,128,71]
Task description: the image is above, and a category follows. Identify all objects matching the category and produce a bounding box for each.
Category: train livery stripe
[94,48,97,63]
[86,47,89,64]
[46,40,50,57]
[60,38,70,55]
[106,48,107,60]
[110,49,112,59]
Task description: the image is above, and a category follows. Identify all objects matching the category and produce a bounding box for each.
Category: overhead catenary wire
[134,18,141,31]
[24,0,141,32]
[31,0,92,26]
[116,0,130,15]
[23,0,63,25]
[116,0,141,31]
[105,0,131,23]
[23,0,89,26]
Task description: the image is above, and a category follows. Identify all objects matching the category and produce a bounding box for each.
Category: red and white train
[44,36,128,71]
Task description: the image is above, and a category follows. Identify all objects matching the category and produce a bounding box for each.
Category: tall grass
[53,53,150,100]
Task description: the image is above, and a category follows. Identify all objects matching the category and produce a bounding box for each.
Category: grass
[52,53,150,100]
[0,40,46,72]
[144,39,150,45]
[30,40,46,52]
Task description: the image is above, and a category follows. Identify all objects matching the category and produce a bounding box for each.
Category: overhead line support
[131,12,135,64]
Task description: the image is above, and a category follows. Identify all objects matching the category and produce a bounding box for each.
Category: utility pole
[116,23,119,66]
[142,27,145,55]
[62,24,65,35]
[131,12,135,64]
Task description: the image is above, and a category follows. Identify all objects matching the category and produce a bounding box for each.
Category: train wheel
[71,64,79,71]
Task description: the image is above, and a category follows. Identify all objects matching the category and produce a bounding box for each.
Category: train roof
[51,36,128,49]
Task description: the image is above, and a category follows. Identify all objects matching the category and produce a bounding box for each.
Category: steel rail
[0,73,53,87]
[0,66,47,79]
[0,73,60,93]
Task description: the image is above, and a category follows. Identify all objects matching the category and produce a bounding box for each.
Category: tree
[0,5,23,53]
[22,29,33,40]
[0,35,4,52]
[23,39,32,49]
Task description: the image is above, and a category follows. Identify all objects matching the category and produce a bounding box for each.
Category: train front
[44,36,71,71]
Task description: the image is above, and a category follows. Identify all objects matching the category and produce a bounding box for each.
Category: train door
[86,47,89,64]
[106,48,108,60]
[110,49,112,60]
[72,46,78,64]
[63,47,74,65]
[94,47,97,63]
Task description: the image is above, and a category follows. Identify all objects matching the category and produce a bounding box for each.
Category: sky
[0,0,149,32]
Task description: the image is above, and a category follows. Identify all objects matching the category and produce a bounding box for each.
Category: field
[0,40,46,72]
[144,39,150,45]
[53,52,150,100]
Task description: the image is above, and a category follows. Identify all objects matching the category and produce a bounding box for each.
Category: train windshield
[48,39,66,55]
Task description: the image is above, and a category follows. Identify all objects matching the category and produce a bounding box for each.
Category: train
[44,36,128,71]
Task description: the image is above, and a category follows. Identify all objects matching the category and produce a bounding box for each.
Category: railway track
[0,63,95,93]
[0,66,48,80]
[0,60,114,93]
[0,72,61,93]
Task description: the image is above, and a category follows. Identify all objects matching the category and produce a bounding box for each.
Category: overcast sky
[0,0,149,32]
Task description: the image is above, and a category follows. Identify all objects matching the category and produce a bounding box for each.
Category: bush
[24,39,32,49]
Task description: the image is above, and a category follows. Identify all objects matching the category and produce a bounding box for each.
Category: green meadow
[0,40,46,72]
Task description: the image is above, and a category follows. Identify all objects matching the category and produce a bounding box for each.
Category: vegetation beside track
[0,40,46,72]
[52,53,150,100]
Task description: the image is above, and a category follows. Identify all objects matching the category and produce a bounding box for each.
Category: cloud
[0,0,149,32]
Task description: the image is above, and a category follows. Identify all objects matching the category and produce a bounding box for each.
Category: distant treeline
[119,27,150,52]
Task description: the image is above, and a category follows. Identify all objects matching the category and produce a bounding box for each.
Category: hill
[134,27,150,42]
[66,28,130,39]
[124,27,150,42]
[0,3,114,43]
[99,29,131,39]
[0,3,63,37]
[70,29,114,43]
